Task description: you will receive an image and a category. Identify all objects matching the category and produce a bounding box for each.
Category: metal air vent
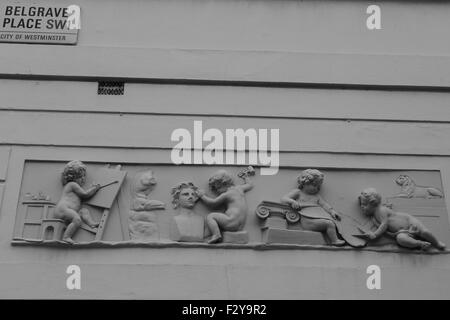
[97,81,125,95]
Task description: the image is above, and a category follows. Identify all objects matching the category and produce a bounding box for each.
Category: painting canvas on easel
[85,167,127,209]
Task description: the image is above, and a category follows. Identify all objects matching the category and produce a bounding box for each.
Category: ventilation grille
[97,81,125,95]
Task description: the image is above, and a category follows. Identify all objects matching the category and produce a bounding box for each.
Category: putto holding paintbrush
[53,160,117,243]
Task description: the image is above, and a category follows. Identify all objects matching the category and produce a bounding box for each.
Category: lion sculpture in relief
[394,175,443,199]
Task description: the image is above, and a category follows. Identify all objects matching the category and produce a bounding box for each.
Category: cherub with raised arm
[281,169,345,246]
[54,160,101,243]
[198,167,254,244]
[358,188,446,250]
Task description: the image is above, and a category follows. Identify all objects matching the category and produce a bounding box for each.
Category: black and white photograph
[0,0,449,304]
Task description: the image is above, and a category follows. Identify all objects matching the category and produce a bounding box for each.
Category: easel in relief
[83,164,127,241]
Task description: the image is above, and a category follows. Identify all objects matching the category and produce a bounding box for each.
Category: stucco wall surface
[0,0,449,299]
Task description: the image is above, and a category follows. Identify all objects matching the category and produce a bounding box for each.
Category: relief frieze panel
[12,160,450,253]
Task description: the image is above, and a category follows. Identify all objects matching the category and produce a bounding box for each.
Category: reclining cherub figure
[358,188,446,250]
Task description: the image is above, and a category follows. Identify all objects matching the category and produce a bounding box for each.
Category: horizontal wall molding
[1,46,450,88]
[5,108,450,124]
[1,111,450,156]
[1,81,450,123]
[5,145,450,171]
[2,143,450,161]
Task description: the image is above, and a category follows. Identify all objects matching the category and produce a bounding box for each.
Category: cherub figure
[198,168,254,244]
[53,160,101,243]
[358,188,446,250]
[281,169,345,246]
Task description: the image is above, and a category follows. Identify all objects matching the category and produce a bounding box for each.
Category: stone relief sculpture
[254,168,367,247]
[25,191,51,201]
[280,169,346,246]
[393,175,443,199]
[15,163,126,244]
[255,200,329,246]
[21,192,60,241]
[169,182,204,242]
[53,160,101,243]
[358,188,446,250]
[198,167,254,244]
[129,170,165,241]
[12,161,449,254]
[130,170,165,211]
